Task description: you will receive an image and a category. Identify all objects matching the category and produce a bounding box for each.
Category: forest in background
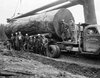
[0,24,7,41]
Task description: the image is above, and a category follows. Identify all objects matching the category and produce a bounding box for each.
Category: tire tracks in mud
[9,50,100,78]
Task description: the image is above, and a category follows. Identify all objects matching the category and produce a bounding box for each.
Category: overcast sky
[0,0,100,24]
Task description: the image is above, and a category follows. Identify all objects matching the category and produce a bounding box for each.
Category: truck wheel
[46,45,60,58]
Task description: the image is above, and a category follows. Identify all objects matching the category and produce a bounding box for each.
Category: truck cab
[82,25,100,54]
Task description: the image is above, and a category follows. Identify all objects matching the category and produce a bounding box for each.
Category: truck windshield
[86,27,99,35]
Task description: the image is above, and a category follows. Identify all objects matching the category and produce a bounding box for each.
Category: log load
[5,8,74,40]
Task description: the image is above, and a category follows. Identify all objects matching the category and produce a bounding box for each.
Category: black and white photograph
[0,0,100,78]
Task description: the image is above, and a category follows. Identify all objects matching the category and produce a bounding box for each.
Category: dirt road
[0,54,87,78]
[0,43,100,78]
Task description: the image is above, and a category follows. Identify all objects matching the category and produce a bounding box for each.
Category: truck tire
[46,45,60,58]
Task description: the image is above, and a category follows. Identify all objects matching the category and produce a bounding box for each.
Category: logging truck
[5,8,100,58]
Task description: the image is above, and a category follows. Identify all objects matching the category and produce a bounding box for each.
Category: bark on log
[5,8,74,40]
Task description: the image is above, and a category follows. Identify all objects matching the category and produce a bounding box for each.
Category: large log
[5,8,74,40]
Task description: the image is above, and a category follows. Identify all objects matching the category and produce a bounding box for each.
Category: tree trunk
[5,8,74,41]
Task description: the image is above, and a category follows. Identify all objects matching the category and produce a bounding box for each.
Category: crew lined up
[9,31,48,55]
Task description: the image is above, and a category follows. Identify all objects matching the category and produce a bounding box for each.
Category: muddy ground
[0,43,100,78]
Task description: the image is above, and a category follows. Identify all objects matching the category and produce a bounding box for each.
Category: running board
[81,51,98,55]
[57,41,78,46]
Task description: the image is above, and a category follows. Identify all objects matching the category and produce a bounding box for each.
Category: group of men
[8,31,48,55]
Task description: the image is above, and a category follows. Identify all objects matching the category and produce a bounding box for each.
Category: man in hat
[23,33,29,51]
[29,36,34,51]
[60,19,71,41]
[11,33,15,49]
[69,19,78,43]
[18,31,24,50]
[15,32,19,50]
